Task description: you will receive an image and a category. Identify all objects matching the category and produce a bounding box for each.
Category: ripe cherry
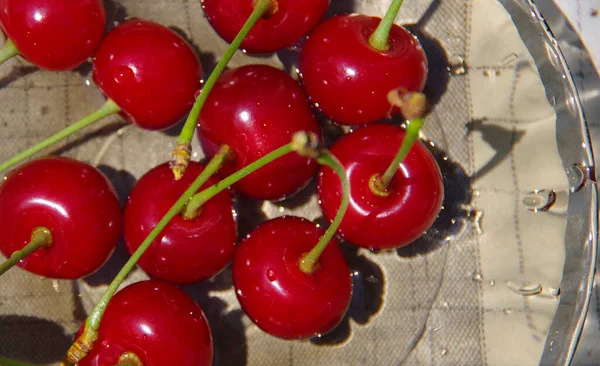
[201,0,330,53]
[0,157,121,279]
[77,280,213,366]
[318,124,443,249]
[124,161,237,284]
[233,216,352,339]
[0,0,106,70]
[197,64,320,200]
[300,14,427,125]
[93,19,202,130]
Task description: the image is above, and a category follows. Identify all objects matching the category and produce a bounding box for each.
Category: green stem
[171,0,272,179]
[0,227,52,276]
[0,356,40,366]
[180,145,231,219]
[298,152,349,274]
[67,147,237,364]
[379,117,424,188]
[115,352,143,366]
[368,0,405,51]
[0,99,120,173]
[183,143,293,215]
[0,39,19,65]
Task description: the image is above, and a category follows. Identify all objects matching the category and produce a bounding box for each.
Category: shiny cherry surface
[124,162,237,284]
[197,64,320,200]
[0,0,105,70]
[78,280,213,366]
[93,20,202,130]
[233,216,352,339]
[201,0,330,53]
[300,14,428,125]
[318,124,444,249]
[0,157,121,279]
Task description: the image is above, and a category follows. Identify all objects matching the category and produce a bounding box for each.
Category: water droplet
[566,164,587,192]
[548,287,560,296]
[441,301,450,311]
[504,308,513,315]
[490,280,495,286]
[523,190,557,212]
[506,281,542,296]
[155,257,169,274]
[241,49,247,54]
[429,325,442,332]
[471,272,483,281]
[440,348,448,357]
[113,65,135,85]
[448,55,466,75]
[267,269,277,282]
[483,69,500,78]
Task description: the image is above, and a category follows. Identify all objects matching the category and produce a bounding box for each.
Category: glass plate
[0,0,595,365]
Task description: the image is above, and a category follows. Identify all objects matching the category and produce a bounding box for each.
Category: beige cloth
[0,0,567,365]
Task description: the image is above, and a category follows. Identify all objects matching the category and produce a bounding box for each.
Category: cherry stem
[66,147,237,364]
[378,116,424,189]
[0,227,52,277]
[179,145,231,219]
[182,142,294,219]
[368,0,404,51]
[0,39,19,65]
[298,152,349,274]
[292,132,350,274]
[115,352,143,366]
[171,0,273,180]
[0,356,46,366]
[0,99,121,173]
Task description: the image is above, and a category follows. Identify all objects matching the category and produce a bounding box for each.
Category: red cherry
[78,280,213,366]
[124,162,237,284]
[318,124,444,249]
[0,0,105,70]
[0,157,121,279]
[201,0,330,53]
[300,14,428,125]
[197,64,320,200]
[93,20,202,130]
[233,216,352,339]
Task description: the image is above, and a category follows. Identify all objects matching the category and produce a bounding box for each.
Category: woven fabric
[0,1,568,365]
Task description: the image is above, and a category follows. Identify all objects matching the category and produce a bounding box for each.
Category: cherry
[197,64,321,200]
[0,157,121,279]
[233,216,352,339]
[78,280,213,366]
[124,161,237,284]
[318,124,443,249]
[300,14,427,125]
[0,0,106,70]
[93,19,202,130]
[201,0,330,53]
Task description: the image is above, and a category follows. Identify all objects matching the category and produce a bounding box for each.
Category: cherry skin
[233,216,352,339]
[124,161,237,284]
[318,124,444,249]
[0,0,105,70]
[300,14,428,125]
[197,64,321,200]
[78,280,213,366]
[0,157,121,279]
[201,0,330,53]
[93,19,202,130]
